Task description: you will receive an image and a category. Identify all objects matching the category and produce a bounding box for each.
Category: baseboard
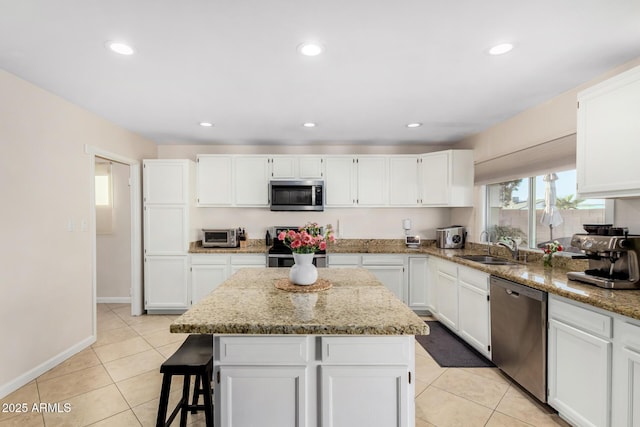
[0,335,96,400]
[96,297,131,304]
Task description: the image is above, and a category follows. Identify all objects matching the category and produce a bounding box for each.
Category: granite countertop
[189,240,269,254]
[171,268,428,335]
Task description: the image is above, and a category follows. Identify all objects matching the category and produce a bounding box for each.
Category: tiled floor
[0,304,570,426]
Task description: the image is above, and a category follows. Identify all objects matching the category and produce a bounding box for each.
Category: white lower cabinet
[327,254,361,268]
[434,259,458,330]
[612,318,640,427]
[426,257,438,313]
[362,255,407,303]
[229,254,267,275]
[214,335,414,427]
[547,295,612,427]
[457,266,490,358]
[408,257,428,311]
[144,256,190,312]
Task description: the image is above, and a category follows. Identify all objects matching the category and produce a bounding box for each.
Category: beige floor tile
[415,417,436,427]
[115,369,183,408]
[0,382,40,423]
[37,348,102,382]
[496,385,566,427]
[42,384,129,427]
[0,411,44,427]
[93,326,139,348]
[415,386,493,427]
[459,367,511,384]
[94,336,153,364]
[155,340,187,359]
[431,369,510,409]
[141,328,188,348]
[96,313,128,332]
[37,364,113,402]
[131,390,198,427]
[96,304,112,313]
[103,349,166,383]
[106,303,130,310]
[87,409,142,426]
[129,318,173,336]
[414,353,447,386]
[486,411,534,426]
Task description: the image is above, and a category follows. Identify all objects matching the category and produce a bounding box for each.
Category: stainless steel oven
[267,226,327,267]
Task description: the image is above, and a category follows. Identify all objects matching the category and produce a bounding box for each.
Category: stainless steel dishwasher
[490,275,548,402]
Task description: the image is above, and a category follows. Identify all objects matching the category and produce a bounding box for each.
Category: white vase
[289,253,318,285]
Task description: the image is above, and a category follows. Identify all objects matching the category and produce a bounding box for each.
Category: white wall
[0,70,156,398]
[96,161,132,302]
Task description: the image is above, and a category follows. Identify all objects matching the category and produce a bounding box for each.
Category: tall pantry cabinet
[143,159,196,313]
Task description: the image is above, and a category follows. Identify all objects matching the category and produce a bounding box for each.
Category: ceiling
[1,1,640,146]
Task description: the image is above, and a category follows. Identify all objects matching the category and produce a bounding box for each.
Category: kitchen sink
[456,255,517,266]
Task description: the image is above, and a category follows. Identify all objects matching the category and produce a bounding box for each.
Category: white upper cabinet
[419,150,474,207]
[234,156,270,206]
[269,156,324,179]
[324,156,356,207]
[577,65,640,198]
[356,156,388,206]
[143,159,191,204]
[196,155,233,206]
[389,156,420,206]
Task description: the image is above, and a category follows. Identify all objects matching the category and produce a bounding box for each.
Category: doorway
[86,145,143,339]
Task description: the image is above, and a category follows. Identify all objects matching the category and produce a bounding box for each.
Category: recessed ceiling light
[106,41,135,55]
[406,123,422,128]
[303,122,317,128]
[298,43,324,57]
[488,43,514,56]
[199,122,214,127]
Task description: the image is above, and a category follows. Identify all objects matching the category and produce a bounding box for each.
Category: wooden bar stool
[156,334,214,427]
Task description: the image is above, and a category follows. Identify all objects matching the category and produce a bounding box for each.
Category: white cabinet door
[327,254,361,268]
[230,254,266,275]
[270,156,297,179]
[320,365,409,427]
[389,156,420,206]
[324,157,355,207]
[612,319,640,427]
[144,256,189,310]
[408,257,428,310]
[435,260,458,330]
[196,155,232,206]
[548,318,612,427]
[143,160,190,204]
[144,205,188,255]
[234,156,269,206]
[191,264,228,305]
[458,281,490,357]
[365,265,406,302]
[426,257,438,314]
[219,366,307,427]
[419,151,449,206]
[577,65,640,198]
[356,157,388,206]
[298,156,324,179]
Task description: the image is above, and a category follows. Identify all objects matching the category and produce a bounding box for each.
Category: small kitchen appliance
[436,226,466,249]
[567,228,640,289]
[269,180,324,211]
[202,228,240,248]
[402,219,421,248]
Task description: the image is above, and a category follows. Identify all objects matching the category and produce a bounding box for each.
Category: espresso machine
[567,227,640,289]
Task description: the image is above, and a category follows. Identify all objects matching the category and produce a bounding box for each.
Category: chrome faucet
[480,230,493,255]
[497,237,519,260]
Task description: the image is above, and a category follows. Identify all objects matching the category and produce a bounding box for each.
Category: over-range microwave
[269,180,324,211]
[202,228,239,248]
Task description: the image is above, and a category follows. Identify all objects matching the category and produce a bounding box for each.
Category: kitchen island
[171,267,428,427]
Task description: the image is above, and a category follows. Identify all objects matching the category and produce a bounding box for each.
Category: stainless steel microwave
[202,228,239,248]
[269,180,324,211]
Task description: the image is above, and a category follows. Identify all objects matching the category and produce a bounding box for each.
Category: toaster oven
[202,229,239,248]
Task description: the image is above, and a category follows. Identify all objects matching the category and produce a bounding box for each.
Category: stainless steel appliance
[567,230,640,289]
[267,226,327,267]
[490,276,547,403]
[436,226,466,249]
[202,228,239,248]
[269,180,324,211]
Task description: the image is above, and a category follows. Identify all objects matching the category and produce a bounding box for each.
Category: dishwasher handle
[505,289,519,297]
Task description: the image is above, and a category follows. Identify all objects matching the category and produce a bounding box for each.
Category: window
[95,161,113,234]
[486,169,606,252]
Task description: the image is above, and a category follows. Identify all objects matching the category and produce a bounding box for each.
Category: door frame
[85,144,143,335]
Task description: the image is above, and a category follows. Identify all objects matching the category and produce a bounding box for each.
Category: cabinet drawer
[549,295,612,339]
[458,265,489,292]
[437,259,457,277]
[230,254,266,266]
[616,318,640,349]
[361,255,405,266]
[190,254,228,265]
[320,337,412,364]
[328,254,361,266]
[218,336,309,364]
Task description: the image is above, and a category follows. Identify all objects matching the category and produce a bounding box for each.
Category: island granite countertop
[171,267,429,335]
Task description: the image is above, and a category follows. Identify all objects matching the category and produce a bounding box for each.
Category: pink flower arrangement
[277,222,336,254]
